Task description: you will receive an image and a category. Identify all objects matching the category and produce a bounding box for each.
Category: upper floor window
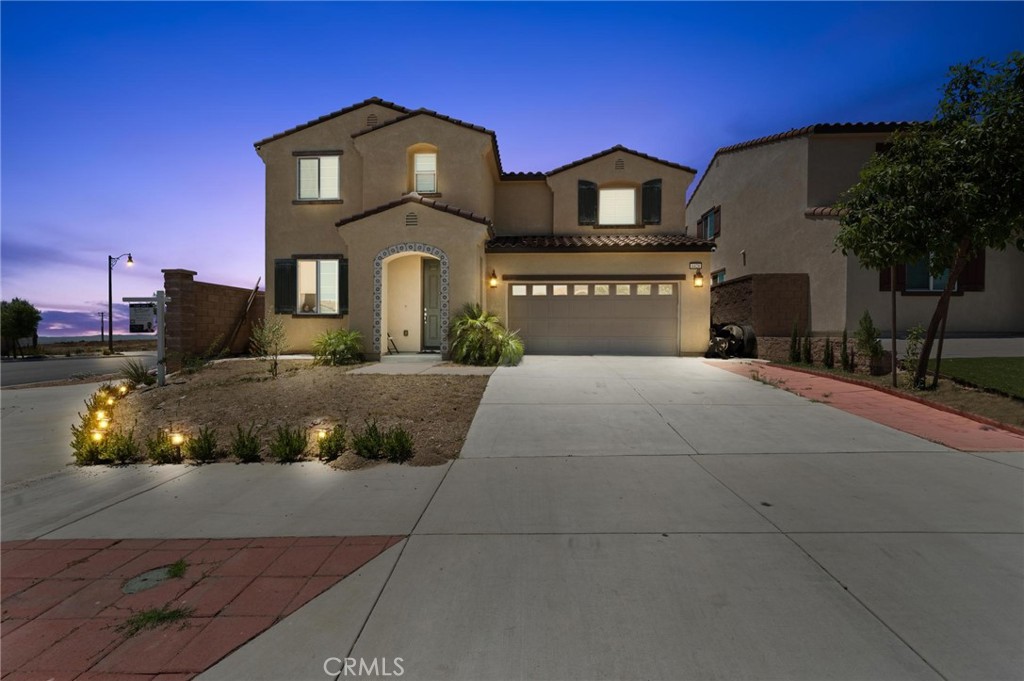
[698,206,721,240]
[711,269,726,285]
[578,178,661,226]
[297,155,340,200]
[414,152,437,193]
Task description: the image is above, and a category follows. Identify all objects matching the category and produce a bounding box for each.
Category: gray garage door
[508,282,679,355]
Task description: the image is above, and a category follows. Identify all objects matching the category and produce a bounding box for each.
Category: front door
[422,259,441,350]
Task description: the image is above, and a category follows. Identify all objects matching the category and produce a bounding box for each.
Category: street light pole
[107,253,133,354]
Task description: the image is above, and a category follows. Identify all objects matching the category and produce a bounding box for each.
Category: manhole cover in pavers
[123,566,175,594]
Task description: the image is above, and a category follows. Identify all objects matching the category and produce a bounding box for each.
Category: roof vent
[614,158,625,170]
[366,113,378,128]
[405,212,418,227]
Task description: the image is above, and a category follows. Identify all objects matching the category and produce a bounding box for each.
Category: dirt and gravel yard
[115,359,489,469]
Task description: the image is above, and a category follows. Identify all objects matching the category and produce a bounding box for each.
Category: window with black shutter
[578,180,597,225]
[274,259,297,314]
[339,258,350,314]
[642,179,662,225]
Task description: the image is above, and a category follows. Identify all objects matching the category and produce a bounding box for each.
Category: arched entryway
[373,243,449,355]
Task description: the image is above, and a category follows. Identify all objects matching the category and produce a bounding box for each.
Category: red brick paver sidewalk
[1,535,403,680]
[708,360,1024,452]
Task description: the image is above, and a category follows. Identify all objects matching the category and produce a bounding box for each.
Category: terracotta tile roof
[253,97,411,148]
[546,144,698,176]
[804,206,847,219]
[486,233,714,253]
[688,121,915,207]
[335,193,493,229]
[500,172,547,181]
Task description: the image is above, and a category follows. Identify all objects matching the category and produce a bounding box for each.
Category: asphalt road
[0,352,157,387]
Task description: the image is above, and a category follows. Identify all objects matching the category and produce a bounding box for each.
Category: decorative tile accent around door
[373,243,449,354]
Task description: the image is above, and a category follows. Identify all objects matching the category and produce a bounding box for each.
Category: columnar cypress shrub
[789,322,800,363]
[840,329,851,371]
[823,337,835,369]
[801,331,813,365]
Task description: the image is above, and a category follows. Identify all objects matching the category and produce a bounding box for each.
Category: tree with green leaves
[1,298,43,358]
[837,53,1024,389]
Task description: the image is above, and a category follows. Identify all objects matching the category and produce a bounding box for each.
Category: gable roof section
[688,121,911,205]
[335,194,493,231]
[486,234,713,253]
[253,97,411,149]
[547,144,698,177]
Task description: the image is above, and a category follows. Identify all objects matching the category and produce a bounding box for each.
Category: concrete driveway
[3,356,1021,680]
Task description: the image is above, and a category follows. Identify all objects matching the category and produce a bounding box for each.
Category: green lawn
[928,357,1024,399]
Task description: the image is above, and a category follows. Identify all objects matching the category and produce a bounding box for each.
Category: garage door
[508,282,679,355]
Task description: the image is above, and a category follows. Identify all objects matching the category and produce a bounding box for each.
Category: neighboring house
[687,123,1024,337]
[254,97,714,359]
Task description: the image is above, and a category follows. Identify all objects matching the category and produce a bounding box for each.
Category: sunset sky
[2,1,1020,336]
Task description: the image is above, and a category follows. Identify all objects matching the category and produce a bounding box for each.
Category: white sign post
[123,290,170,386]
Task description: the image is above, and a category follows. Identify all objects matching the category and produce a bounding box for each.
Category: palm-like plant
[449,303,524,366]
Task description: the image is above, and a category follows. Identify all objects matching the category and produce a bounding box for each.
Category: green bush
[146,429,183,464]
[312,330,363,366]
[250,317,288,378]
[230,423,262,463]
[269,425,307,463]
[106,428,141,465]
[902,324,925,372]
[788,322,800,363]
[119,358,155,387]
[854,310,883,360]
[384,426,414,463]
[70,388,118,465]
[317,424,347,462]
[449,303,524,366]
[822,337,835,369]
[184,426,224,463]
[352,420,386,460]
[840,329,851,372]
[801,331,813,365]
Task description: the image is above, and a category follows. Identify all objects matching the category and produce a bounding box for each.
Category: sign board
[129,303,156,333]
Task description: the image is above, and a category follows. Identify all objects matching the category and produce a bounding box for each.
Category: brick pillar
[162,269,197,371]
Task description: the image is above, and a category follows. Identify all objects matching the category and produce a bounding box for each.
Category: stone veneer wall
[163,269,264,370]
[711,273,810,338]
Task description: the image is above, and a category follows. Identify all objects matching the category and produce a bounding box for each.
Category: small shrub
[146,429,183,464]
[106,428,141,465]
[119,358,155,387]
[117,606,194,638]
[384,426,414,463]
[250,318,288,378]
[494,328,525,367]
[801,331,813,365]
[317,425,347,462]
[184,426,224,463]
[230,423,262,463]
[903,324,925,372]
[269,425,306,463]
[449,303,524,366]
[854,310,883,360]
[352,420,386,460]
[71,417,107,465]
[312,330,363,366]
[840,329,851,371]
[788,322,800,363]
[822,337,835,369]
[167,559,188,579]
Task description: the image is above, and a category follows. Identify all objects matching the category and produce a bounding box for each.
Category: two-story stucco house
[687,123,1024,339]
[254,97,714,359]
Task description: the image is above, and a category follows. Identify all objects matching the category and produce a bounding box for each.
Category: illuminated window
[599,188,636,225]
[532,284,548,296]
[511,285,527,296]
[297,259,339,314]
[414,153,437,193]
[636,284,652,295]
[657,284,674,295]
[297,156,340,200]
[594,284,610,296]
[573,284,589,296]
[552,285,568,296]
[615,284,631,295]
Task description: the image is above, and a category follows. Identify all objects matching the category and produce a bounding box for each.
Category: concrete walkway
[2,356,1021,680]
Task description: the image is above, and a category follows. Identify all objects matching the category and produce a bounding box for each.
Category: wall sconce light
[488,269,498,288]
[693,270,704,288]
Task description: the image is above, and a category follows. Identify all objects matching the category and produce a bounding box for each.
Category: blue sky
[2,1,1021,336]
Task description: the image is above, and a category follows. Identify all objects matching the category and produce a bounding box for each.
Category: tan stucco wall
[352,116,497,219]
[339,204,490,359]
[688,137,849,334]
[484,251,711,355]
[494,181,553,235]
[807,134,890,207]
[546,152,694,234]
[846,247,1024,335]
[386,255,423,352]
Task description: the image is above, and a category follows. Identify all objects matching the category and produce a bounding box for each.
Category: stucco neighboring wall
[484,251,711,355]
[807,133,890,208]
[494,181,553,235]
[846,247,1024,335]
[547,152,694,234]
[688,137,848,334]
